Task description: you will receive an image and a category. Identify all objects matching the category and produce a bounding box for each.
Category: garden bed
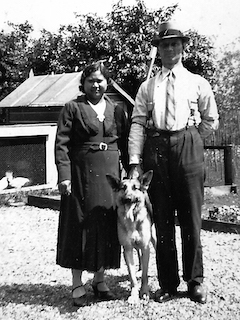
[1,185,240,234]
[25,187,240,234]
[28,194,61,210]
[201,219,240,234]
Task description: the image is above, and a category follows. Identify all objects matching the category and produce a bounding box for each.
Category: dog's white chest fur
[117,202,152,249]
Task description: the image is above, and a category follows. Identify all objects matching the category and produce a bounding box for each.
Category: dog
[106,170,156,304]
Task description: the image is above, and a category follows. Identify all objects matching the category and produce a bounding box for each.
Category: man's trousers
[143,126,205,291]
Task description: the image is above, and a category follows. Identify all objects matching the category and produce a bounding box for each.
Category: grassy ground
[0,205,240,319]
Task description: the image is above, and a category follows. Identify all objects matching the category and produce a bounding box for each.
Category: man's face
[158,38,184,68]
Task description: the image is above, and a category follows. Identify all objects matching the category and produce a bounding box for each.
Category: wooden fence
[204,110,240,146]
[204,110,240,187]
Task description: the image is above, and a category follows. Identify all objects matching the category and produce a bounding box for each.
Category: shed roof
[0,72,134,107]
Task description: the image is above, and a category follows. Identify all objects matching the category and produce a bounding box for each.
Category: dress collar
[87,96,106,122]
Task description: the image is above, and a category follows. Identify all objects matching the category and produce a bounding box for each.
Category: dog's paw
[140,292,150,304]
[127,294,140,304]
[127,288,140,304]
[140,287,150,303]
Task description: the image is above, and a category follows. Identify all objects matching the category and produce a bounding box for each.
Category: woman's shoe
[92,281,115,300]
[72,285,87,307]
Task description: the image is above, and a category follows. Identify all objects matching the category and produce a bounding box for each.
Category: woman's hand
[58,180,71,195]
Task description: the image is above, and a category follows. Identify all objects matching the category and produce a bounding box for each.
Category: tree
[31,29,63,75]
[29,0,178,96]
[104,0,177,96]
[214,42,240,114]
[211,41,240,143]
[0,21,33,100]
[50,0,217,97]
[183,30,217,86]
[0,0,218,101]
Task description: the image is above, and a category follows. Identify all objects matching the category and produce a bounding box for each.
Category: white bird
[5,171,30,189]
[0,176,8,191]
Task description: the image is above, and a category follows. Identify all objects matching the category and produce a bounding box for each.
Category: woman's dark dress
[55,95,129,272]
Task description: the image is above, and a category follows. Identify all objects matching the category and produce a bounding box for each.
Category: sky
[0,0,239,49]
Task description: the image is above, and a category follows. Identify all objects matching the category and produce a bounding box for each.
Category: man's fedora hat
[152,21,190,46]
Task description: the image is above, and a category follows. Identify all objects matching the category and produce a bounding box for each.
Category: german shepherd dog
[106,170,156,304]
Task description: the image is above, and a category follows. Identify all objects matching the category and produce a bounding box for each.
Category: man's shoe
[188,283,207,304]
[154,289,178,303]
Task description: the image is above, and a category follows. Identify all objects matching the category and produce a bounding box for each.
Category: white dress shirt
[128,63,219,164]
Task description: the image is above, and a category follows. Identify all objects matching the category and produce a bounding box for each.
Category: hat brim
[152,35,190,47]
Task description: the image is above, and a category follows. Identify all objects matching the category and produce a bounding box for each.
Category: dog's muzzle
[121,195,140,205]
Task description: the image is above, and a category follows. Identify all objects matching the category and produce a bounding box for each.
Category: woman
[55,62,129,307]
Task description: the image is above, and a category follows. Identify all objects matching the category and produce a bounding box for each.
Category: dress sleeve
[55,102,74,183]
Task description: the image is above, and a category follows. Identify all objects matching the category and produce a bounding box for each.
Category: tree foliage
[0,21,33,100]
[211,40,240,143]
[30,0,178,96]
[214,41,240,114]
[183,31,217,86]
[103,0,177,95]
[31,30,63,74]
[0,0,223,100]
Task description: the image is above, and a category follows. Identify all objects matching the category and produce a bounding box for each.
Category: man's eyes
[160,42,181,49]
[88,80,102,83]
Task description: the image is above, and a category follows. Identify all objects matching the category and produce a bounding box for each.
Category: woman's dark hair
[79,61,110,93]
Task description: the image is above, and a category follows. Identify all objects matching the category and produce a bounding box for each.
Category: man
[128,21,219,304]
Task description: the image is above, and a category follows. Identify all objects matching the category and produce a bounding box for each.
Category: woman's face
[83,70,108,104]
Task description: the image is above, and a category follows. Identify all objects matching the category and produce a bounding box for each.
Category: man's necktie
[165,71,175,130]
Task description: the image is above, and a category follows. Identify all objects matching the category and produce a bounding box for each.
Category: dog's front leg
[151,224,157,250]
[139,245,150,302]
[123,247,140,304]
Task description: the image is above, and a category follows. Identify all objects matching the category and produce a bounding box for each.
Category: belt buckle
[99,142,108,151]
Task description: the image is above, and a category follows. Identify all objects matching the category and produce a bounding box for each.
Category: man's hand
[128,164,143,179]
[58,180,71,195]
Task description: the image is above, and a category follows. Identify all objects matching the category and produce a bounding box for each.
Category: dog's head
[106,170,153,208]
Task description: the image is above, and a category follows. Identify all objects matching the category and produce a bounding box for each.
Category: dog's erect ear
[140,170,153,190]
[106,174,121,191]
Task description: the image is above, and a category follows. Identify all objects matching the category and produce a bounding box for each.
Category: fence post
[223,145,235,185]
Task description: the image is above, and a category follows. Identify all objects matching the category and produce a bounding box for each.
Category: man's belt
[146,125,195,137]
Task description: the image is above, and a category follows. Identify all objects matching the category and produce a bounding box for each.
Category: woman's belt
[75,141,118,151]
